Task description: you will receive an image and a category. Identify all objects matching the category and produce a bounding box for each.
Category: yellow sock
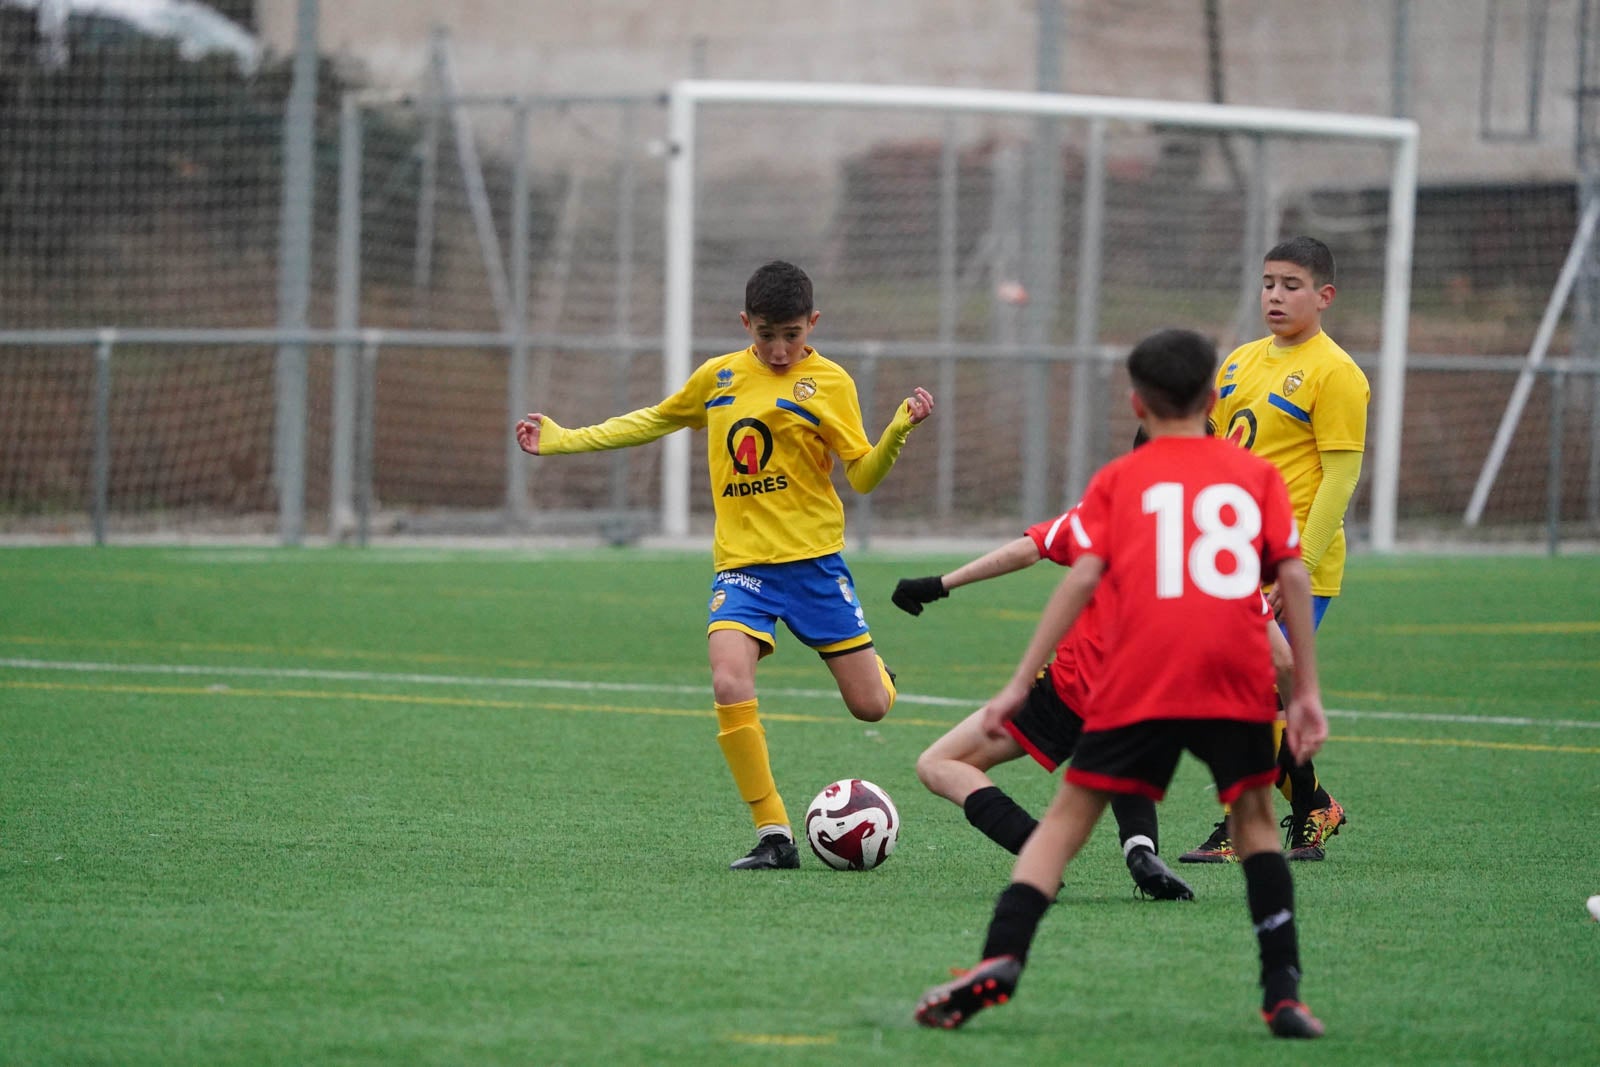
[876,654,897,712]
[1273,718,1292,802]
[715,699,789,832]
[1273,716,1322,807]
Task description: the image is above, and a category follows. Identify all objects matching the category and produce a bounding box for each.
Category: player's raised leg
[824,644,895,722]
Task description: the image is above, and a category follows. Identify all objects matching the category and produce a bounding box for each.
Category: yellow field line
[726,1033,838,1047]
[1335,734,1600,755]
[1376,621,1600,635]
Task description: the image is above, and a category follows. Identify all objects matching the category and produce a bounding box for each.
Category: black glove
[892,575,948,616]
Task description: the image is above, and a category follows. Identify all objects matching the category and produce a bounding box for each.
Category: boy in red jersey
[895,476,1293,902]
[913,328,1328,1039]
[895,442,1195,903]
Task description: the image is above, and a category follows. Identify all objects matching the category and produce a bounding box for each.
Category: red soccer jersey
[1026,507,1106,713]
[1067,435,1301,730]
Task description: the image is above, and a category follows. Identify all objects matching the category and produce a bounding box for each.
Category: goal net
[652,81,1417,549]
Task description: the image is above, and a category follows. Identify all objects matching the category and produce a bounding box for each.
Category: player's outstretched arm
[892,536,1042,616]
[1273,557,1327,762]
[515,406,681,457]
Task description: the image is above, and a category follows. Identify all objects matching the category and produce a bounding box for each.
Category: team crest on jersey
[715,368,734,389]
[1283,370,1305,397]
[837,576,856,604]
[709,589,726,612]
[793,377,817,402]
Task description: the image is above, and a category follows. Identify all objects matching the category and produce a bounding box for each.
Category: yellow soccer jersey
[658,347,873,570]
[1214,331,1369,596]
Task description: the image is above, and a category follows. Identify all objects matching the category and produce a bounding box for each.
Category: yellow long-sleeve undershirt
[534,408,679,454]
[1300,449,1362,578]
[843,402,918,493]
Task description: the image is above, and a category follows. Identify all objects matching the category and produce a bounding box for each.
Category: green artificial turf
[2,547,1597,1065]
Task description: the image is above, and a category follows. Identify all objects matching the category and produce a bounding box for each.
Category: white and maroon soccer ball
[804,778,900,871]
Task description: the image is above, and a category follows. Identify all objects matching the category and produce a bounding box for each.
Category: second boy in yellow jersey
[1181,235,1362,865]
[516,260,934,870]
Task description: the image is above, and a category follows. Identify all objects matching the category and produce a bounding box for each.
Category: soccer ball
[804,778,900,871]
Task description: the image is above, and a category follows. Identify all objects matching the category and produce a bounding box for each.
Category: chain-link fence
[1,4,1596,548]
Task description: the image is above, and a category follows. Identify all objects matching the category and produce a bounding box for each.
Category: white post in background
[506,102,532,525]
[1065,118,1105,507]
[330,94,362,539]
[1368,123,1419,553]
[274,0,317,546]
[662,87,696,539]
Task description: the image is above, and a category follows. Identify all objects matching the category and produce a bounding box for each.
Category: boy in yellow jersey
[514,260,935,870]
[1179,235,1362,864]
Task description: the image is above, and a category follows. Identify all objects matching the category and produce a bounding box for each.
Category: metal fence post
[356,332,380,548]
[331,94,364,540]
[273,0,318,547]
[936,118,959,521]
[1548,367,1568,556]
[1067,117,1107,507]
[506,102,532,525]
[91,331,114,546]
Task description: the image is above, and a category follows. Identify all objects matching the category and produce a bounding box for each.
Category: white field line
[2,656,1598,731]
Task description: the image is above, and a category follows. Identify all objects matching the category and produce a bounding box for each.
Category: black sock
[981,881,1052,964]
[963,785,1039,855]
[1276,732,1330,817]
[1242,851,1302,1008]
[1110,794,1159,854]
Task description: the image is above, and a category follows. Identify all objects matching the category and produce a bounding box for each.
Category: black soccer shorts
[1002,671,1088,773]
[1064,718,1278,803]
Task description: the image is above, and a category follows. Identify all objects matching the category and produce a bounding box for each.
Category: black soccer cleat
[1126,846,1196,901]
[914,955,1022,1030]
[1178,819,1236,863]
[1262,999,1325,1039]
[729,833,800,871]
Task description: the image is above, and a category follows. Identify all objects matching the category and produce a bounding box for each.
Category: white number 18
[1141,482,1261,599]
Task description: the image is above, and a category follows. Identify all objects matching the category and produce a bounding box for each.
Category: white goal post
[661,79,1418,549]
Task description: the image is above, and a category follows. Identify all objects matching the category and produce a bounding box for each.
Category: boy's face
[1260,260,1334,345]
[741,309,820,374]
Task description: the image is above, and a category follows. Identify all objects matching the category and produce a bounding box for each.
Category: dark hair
[1127,329,1217,419]
[744,260,814,322]
[1265,235,1336,288]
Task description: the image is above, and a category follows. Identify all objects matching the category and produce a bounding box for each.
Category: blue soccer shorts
[706,554,874,658]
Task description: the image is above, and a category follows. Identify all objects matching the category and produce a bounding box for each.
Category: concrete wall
[257,0,1581,183]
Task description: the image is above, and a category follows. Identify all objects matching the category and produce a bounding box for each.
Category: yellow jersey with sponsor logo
[1213,331,1369,596]
[664,347,872,570]
[541,346,874,571]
